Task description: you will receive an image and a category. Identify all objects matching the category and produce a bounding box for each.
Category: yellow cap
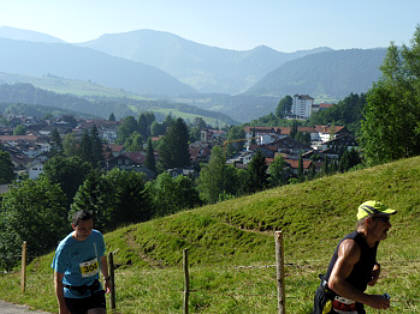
[357,200,397,220]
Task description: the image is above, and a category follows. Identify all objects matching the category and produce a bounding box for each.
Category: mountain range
[0,26,389,123]
[81,29,332,94]
[0,37,195,97]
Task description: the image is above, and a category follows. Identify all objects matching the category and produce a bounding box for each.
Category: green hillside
[1,157,419,313]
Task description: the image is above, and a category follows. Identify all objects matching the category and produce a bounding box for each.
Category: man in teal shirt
[52,210,110,314]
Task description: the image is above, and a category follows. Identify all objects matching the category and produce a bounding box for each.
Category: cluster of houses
[0,105,359,186]
[225,124,358,178]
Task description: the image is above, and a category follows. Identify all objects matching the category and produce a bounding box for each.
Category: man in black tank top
[313,200,397,313]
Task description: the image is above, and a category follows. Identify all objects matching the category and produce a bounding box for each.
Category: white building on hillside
[291,94,314,119]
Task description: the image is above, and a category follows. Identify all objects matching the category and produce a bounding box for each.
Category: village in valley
[0,93,359,192]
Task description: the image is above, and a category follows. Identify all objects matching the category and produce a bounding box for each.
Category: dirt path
[0,300,50,314]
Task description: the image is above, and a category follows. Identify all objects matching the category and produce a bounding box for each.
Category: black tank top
[325,231,378,292]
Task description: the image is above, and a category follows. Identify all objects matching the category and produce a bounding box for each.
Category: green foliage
[13,124,26,135]
[225,125,246,157]
[338,149,362,173]
[108,112,116,121]
[158,118,190,169]
[0,177,67,270]
[147,172,201,217]
[62,133,78,157]
[103,169,152,230]
[197,146,238,203]
[42,155,92,208]
[70,169,152,232]
[90,125,104,167]
[75,126,104,167]
[117,116,138,144]
[2,156,420,313]
[268,155,287,187]
[144,138,156,173]
[150,120,166,136]
[49,128,63,156]
[124,131,144,152]
[70,170,113,231]
[309,93,366,133]
[360,27,420,165]
[138,112,155,139]
[0,150,15,184]
[247,151,268,193]
[275,95,293,118]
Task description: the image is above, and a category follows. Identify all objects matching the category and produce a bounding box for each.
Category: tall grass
[1,156,419,313]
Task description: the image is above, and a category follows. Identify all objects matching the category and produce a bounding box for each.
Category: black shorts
[65,290,106,314]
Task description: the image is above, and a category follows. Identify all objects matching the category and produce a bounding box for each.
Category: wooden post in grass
[183,249,190,314]
[108,252,116,310]
[21,241,27,293]
[275,231,286,314]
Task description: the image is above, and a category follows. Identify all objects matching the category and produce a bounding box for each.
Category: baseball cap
[357,200,397,220]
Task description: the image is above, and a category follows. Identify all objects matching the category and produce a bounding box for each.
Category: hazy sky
[1,0,419,52]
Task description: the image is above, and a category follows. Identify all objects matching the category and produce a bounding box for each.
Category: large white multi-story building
[291,94,314,119]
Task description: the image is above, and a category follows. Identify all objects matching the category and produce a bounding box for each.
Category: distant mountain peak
[0,26,65,43]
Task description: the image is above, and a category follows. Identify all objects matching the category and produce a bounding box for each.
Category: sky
[0,0,419,52]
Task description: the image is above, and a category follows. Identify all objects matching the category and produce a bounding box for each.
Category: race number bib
[79,258,99,278]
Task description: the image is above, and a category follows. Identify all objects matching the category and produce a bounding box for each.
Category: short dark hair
[72,210,93,226]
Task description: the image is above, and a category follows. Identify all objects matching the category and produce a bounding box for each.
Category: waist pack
[64,279,100,296]
[313,274,336,314]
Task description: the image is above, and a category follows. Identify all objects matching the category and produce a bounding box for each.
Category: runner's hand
[366,294,390,309]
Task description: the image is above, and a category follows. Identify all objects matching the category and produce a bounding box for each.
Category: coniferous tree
[144,138,156,174]
[50,128,63,156]
[247,151,268,193]
[0,150,15,184]
[63,133,78,157]
[108,113,116,121]
[78,129,93,165]
[268,154,287,187]
[90,125,104,168]
[298,154,304,181]
[290,120,298,139]
[159,118,190,169]
[322,154,329,176]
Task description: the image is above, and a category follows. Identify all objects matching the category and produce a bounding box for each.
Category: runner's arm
[328,239,389,310]
[100,255,111,293]
[368,262,380,286]
[54,271,71,314]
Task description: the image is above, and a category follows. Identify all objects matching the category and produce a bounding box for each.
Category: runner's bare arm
[368,262,380,286]
[100,255,111,293]
[328,239,389,310]
[54,271,71,314]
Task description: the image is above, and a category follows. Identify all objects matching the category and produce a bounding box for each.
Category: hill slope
[246,48,387,102]
[0,26,65,43]
[1,157,419,313]
[0,37,195,97]
[82,29,331,94]
[0,83,237,126]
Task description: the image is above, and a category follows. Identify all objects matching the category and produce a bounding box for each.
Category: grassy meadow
[1,156,420,313]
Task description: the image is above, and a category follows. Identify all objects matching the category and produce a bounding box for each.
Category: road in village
[0,300,50,314]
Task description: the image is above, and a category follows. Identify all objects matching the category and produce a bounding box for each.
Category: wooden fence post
[108,252,116,311]
[183,249,190,314]
[21,241,27,294]
[275,231,286,314]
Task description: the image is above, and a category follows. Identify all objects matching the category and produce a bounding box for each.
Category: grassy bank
[1,156,420,313]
